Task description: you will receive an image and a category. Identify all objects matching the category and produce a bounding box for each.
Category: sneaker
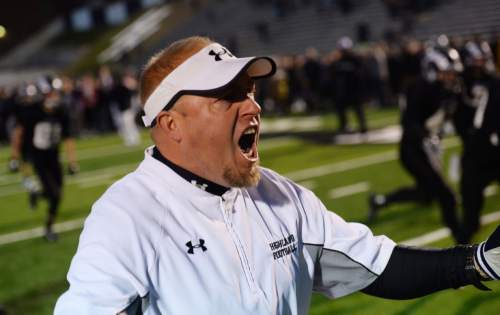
[44,230,59,242]
[29,191,39,210]
[368,193,382,224]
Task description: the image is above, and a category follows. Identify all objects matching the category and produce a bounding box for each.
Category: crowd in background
[1,33,500,144]
[0,66,141,145]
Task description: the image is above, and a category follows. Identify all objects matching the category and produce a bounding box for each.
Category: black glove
[475,226,500,280]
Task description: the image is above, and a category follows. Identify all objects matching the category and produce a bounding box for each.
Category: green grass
[0,108,499,314]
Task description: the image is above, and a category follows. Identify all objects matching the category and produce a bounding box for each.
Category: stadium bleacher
[141,0,500,60]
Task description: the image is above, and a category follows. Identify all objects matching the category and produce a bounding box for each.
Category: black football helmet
[421,45,463,83]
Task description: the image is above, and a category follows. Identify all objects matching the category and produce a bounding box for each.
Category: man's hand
[475,226,500,280]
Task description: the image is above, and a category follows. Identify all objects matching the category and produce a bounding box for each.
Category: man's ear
[156,111,182,142]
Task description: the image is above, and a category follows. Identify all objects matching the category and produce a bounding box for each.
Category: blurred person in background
[97,65,117,133]
[303,47,323,112]
[454,40,500,243]
[9,82,43,209]
[60,76,85,138]
[329,36,367,134]
[267,56,291,114]
[370,42,392,107]
[11,77,79,241]
[111,69,141,146]
[0,87,14,144]
[81,73,99,134]
[368,42,463,243]
[400,38,424,94]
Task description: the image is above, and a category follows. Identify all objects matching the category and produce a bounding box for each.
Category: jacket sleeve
[54,200,151,315]
[297,187,396,298]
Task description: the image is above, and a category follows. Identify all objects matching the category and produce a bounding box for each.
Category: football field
[0,108,499,314]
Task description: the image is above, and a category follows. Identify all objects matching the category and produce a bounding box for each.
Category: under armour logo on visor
[209,47,233,61]
[186,239,207,254]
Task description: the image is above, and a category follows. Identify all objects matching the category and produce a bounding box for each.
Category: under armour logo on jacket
[209,47,233,61]
[190,180,208,191]
[186,239,207,254]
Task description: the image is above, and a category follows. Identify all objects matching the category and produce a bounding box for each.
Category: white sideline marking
[297,180,316,190]
[328,182,370,199]
[258,136,296,150]
[260,116,322,133]
[285,136,460,182]
[401,211,500,246]
[0,186,24,197]
[285,151,396,182]
[0,218,85,246]
[79,178,115,189]
[485,185,498,197]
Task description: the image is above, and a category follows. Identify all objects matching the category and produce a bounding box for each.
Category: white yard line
[328,182,370,199]
[285,137,460,182]
[401,211,500,246]
[0,186,24,198]
[0,218,85,246]
[260,116,322,133]
[285,151,397,182]
[79,178,115,189]
[0,163,138,197]
[257,136,297,150]
[297,180,316,190]
[485,185,498,197]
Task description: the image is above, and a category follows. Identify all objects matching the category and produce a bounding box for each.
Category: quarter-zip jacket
[55,147,395,314]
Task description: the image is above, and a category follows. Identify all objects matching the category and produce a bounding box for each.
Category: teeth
[243,127,256,135]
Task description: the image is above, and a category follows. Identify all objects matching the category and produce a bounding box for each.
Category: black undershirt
[152,146,229,196]
[361,245,489,299]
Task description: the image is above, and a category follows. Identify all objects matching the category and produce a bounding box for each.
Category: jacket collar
[137,147,239,215]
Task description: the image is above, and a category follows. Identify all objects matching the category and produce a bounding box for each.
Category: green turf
[0,108,499,314]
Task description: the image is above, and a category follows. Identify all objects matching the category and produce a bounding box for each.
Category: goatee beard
[223,163,261,187]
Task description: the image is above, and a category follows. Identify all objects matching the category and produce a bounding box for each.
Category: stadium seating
[144,0,500,59]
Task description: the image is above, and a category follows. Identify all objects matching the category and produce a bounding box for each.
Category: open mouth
[238,126,258,160]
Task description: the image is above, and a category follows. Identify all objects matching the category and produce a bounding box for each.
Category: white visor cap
[142,43,276,127]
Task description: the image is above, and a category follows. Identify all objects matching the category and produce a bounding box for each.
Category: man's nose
[241,96,261,117]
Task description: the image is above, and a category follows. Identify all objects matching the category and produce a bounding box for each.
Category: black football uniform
[379,78,461,239]
[454,75,500,243]
[330,52,367,133]
[15,100,71,218]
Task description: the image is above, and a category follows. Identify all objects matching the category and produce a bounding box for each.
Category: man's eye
[222,90,247,102]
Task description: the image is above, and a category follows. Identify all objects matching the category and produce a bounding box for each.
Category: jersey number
[33,122,62,150]
[471,85,489,129]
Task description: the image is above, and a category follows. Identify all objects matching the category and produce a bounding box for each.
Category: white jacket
[55,147,395,315]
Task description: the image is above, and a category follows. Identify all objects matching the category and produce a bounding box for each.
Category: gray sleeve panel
[117,294,149,315]
[304,243,379,298]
